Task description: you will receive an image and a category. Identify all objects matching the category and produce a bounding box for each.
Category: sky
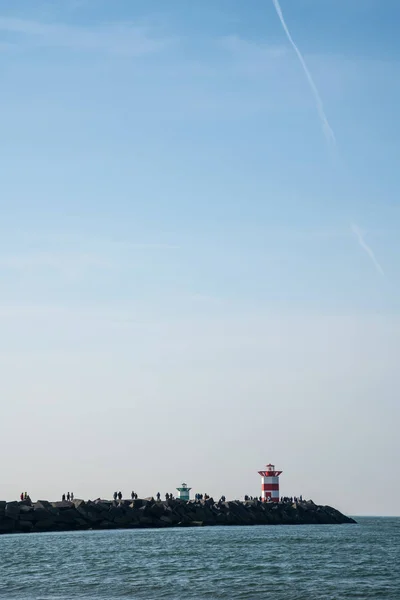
[0,0,399,517]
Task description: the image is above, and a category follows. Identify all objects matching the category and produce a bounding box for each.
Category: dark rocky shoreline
[0,498,356,535]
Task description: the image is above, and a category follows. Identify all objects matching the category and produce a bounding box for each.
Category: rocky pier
[0,498,356,535]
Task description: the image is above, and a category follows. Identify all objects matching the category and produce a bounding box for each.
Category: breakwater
[0,498,355,534]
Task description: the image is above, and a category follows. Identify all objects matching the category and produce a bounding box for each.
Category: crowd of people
[281,495,303,503]
[61,492,74,502]
[194,493,211,501]
[17,490,305,504]
[81,491,304,504]
[112,491,138,501]
[242,494,304,503]
[156,492,176,501]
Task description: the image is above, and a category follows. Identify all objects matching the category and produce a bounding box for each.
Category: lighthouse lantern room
[258,463,282,502]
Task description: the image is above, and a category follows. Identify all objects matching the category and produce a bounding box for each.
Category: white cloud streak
[0,252,113,272]
[271,0,336,145]
[351,225,384,277]
[271,2,386,277]
[0,16,169,56]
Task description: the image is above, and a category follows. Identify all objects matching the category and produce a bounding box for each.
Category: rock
[32,507,56,521]
[34,501,53,509]
[20,504,34,514]
[87,501,109,514]
[107,506,122,521]
[52,501,73,510]
[18,520,34,532]
[0,519,15,533]
[5,502,20,520]
[138,516,154,526]
[160,515,173,524]
[0,497,356,535]
[33,519,56,531]
[149,503,165,518]
[95,520,112,529]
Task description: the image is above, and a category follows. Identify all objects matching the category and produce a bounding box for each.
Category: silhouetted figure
[165,493,169,500]
[118,491,122,501]
[113,491,118,501]
[131,491,135,500]
[67,492,70,501]
[156,492,161,501]
[62,494,66,502]
[20,492,24,501]
[71,492,74,501]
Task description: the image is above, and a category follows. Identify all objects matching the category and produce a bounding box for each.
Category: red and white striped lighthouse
[258,463,282,502]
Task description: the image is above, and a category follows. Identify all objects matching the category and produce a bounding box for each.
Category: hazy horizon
[1,0,399,517]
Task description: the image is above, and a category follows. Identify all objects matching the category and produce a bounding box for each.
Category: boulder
[52,501,74,510]
[138,516,154,526]
[55,509,79,524]
[32,507,55,521]
[75,504,104,524]
[5,502,20,520]
[129,499,147,509]
[87,500,109,514]
[149,503,165,518]
[98,521,114,529]
[0,519,15,533]
[160,515,173,525]
[0,496,356,535]
[107,507,122,521]
[114,515,137,526]
[20,504,34,514]
[18,520,34,532]
[35,501,53,510]
[33,519,57,531]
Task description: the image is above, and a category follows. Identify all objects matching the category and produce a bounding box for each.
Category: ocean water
[0,517,399,599]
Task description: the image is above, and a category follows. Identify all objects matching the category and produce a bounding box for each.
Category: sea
[0,517,399,599]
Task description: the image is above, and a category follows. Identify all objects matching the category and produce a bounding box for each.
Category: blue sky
[0,0,399,513]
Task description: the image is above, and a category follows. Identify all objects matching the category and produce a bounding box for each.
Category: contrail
[271,0,335,146]
[271,1,385,276]
[351,225,384,276]
[271,1,385,277]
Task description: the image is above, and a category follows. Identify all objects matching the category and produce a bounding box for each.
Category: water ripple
[0,518,399,599]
